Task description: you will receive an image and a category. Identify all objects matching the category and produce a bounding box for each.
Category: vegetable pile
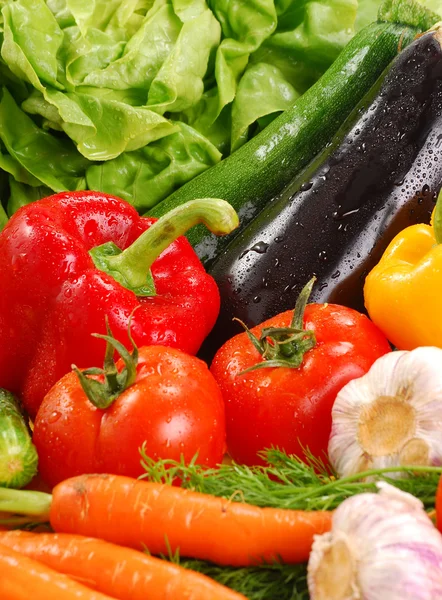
[1,0,442,599]
[0,0,370,218]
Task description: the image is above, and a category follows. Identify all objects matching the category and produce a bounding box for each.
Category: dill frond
[140,445,442,511]
[181,559,309,600]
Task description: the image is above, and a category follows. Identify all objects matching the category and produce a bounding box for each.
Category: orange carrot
[48,474,331,566]
[0,530,246,600]
[0,543,114,600]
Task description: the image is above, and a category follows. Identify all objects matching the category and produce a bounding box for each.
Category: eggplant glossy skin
[203,31,442,359]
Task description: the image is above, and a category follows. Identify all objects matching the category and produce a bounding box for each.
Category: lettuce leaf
[86,121,221,211]
[3,0,64,89]
[0,87,89,192]
[356,0,382,30]
[421,0,442,15]
[78,2,181,90]
[230,63,300,152]
[7,178,52,216]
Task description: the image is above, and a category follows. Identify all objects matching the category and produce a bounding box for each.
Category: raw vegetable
[0,473,332,566]
[145,454,442,598]
[0,0,363,214]
[365,188,442,350]
[329,347,442,478]
[423,0,442,13]
[202,26,442,358]
[176,560,310,600]
[307,483,442,599]
[0,543,114,600]
[142,448,442,512]
[0,192,238,418]
[0,389,37,488]
[0,531,247,600]
[33,337,226,487]
[210,279,391,467]
[4,450,442,599]
[150,19,420,264]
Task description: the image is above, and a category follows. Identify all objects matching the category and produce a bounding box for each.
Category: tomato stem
[237,277,317,373]
[72,313,139,409]
[291,277,316,329]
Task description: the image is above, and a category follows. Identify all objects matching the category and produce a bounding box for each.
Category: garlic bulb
[328,347,442,478]
[308,483,442,600]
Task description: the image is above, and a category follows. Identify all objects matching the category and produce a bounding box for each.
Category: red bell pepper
[0,191,238,417]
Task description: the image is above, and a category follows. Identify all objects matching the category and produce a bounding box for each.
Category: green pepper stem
[433,189,442,245]
[0,487,52,521]
[100,198,239,291]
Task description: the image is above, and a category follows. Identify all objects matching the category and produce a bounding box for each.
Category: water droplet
[48,411,61,424]
[333,207,360,220]
[300,181,313,192]
[107,216,119,228]
[250,241,269,254]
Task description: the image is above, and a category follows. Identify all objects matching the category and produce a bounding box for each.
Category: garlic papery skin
[328,346,442,479]
[307,483,442,600]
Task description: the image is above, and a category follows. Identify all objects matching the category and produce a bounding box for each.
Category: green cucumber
[149,21,418,265]
[0,389,38,489]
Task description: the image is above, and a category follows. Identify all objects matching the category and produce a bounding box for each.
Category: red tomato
[210,303,391,467]
[436,475,442,533]
[33,346,226,487]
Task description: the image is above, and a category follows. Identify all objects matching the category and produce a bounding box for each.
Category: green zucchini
[0,389,38,488]
[149,21,418,265]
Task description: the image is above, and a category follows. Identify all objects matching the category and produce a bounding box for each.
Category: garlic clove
[328,347,442,478]
[307,531,360,600]
[308,483,442,600]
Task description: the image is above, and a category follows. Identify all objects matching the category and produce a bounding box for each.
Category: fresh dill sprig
[140,445,442,511]
[159,542,309,600]
[140,446,442,600]
[180,559,309,600]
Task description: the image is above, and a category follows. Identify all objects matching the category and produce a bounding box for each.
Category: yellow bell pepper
[364,190,442,351]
